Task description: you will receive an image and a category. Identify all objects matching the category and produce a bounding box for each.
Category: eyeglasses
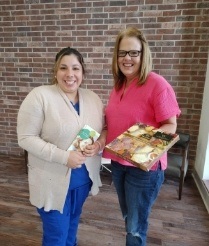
[118,50,142,57]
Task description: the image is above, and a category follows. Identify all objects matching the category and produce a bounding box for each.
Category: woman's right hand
[66,151,86,169]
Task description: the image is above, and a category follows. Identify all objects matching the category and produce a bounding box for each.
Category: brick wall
[0,0,209,168]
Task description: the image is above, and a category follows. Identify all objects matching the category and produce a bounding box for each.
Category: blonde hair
[112,27,152,91]
[52,47,85,84]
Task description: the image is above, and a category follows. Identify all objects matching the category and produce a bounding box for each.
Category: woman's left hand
[83,142,100,157]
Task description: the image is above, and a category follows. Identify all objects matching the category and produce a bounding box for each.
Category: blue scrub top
[69,101,91,190]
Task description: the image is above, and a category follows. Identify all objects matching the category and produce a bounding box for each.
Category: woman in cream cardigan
[17,47,105,246]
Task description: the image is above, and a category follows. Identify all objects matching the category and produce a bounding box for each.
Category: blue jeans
[111,161,164,246]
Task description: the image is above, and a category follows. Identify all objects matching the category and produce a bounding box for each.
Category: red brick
[0,0,207,168]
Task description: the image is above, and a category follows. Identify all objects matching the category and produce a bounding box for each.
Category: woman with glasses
[101,27,181,245]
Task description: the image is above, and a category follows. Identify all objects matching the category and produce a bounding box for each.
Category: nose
[124,53,131,58]
[66,68,74,77]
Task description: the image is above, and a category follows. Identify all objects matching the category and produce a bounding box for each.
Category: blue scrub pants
[37,182,92,246]
[111,161,164,246]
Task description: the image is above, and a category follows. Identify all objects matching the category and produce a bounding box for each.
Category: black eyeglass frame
[118,50,142,57]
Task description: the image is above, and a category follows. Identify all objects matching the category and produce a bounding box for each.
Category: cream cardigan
[17,84,104,213]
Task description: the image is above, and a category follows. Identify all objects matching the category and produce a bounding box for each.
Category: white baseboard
[192,169,209,213]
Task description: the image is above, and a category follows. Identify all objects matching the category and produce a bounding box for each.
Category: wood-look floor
[0,154,209,246]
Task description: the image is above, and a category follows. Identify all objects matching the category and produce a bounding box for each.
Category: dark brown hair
[52,47,85,84]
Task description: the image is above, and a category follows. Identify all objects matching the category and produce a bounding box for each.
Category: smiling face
[56,54,83,100]
[118,36,142,84]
